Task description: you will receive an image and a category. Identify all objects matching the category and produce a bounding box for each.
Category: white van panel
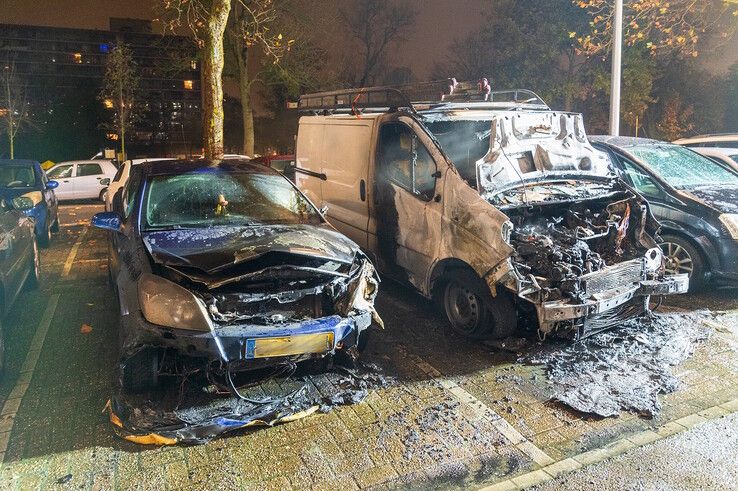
[321,121,373,249]
[295,119,324,207]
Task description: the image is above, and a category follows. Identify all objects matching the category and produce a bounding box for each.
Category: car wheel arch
[429,258,483,300]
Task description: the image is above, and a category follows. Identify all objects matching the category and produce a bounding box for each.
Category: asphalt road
[0,202,736,490]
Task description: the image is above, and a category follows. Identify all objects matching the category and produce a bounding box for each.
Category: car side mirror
[11,196,34,211]
[91,212,123,233]
[46,180,59,190]
[100,178,111,186]
[319,205,329,215]
[432,170,442,179]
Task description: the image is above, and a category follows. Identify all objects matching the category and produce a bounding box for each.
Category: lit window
[183,80,194,90]
[190,60,197,70]
[103,99,114,109]
[73,53,82,64]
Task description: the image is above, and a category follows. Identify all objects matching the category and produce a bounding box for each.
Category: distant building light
[99,43,110,53]
[183,80,194,90]
[103,99,114,109]
[73,52,82,64]
[190,60,197,70]
[107,132,119,141]
[0,108,8,117]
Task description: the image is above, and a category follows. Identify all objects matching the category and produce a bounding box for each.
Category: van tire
[120,348,159,393]
[441,269,517,340]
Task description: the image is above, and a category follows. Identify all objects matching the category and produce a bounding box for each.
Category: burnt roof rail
[298,80,550,115]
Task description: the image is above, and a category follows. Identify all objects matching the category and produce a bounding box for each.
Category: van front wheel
[442,270,516,340]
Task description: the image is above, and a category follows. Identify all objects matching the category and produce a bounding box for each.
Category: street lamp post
[610,0,624,136]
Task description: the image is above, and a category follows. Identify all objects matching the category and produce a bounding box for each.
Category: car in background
[251,154,296,180]
[91,159,380,392]
[46,160,117,202]
[690,148,738,172]
[592,136,738,290]
[0,195,41,375]
[0,159,59,247]
[674,133,738,149]
[105,158,174,211]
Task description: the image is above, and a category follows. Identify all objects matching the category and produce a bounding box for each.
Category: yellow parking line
[61,227,87,278]
[0,294,60,462]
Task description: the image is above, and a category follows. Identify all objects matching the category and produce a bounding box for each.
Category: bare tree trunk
[201,0,231,160]
[233,41,255,156]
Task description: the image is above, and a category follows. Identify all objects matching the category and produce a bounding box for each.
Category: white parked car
[105,158,173,211]
[674,133,738,149]
[691,148,738,173]
[45,160,118,202]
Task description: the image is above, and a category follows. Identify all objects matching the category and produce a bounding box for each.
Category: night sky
[0,0,488,80]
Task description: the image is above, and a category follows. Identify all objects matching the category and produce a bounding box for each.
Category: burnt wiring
[221,361,298,404]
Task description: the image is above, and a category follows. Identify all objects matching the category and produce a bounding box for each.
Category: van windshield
[424,120,490,183]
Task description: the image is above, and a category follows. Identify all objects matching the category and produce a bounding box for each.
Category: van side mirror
[91,212,122,233]
[319,205,329,215]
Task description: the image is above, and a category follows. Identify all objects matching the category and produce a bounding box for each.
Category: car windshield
[628,144,738,189]
[0,165,37,188]
[143,170,321,229]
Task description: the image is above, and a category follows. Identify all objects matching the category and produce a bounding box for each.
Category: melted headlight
[138,274,212,331]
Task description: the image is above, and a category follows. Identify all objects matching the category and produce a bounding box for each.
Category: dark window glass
[46,165,73,179]
[0,165,38,188]
[78,164,102,177]
[377,123,437,201]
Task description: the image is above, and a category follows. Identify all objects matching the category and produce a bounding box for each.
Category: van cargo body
[295,83,688,339]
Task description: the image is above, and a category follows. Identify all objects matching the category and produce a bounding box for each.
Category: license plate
[245,332,335,359]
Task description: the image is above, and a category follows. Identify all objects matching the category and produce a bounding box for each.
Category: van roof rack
[298,80,550,115]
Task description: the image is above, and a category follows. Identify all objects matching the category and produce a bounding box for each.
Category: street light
[610,0,624,136]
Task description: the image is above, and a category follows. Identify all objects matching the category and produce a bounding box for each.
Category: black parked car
[91,159,381,392]
[592,136,738,290]
[0,196,41,374]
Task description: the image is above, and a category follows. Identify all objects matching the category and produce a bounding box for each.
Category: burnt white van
[294,82,688,340]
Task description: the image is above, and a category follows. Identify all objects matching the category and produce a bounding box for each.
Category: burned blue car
[92,159,381,393]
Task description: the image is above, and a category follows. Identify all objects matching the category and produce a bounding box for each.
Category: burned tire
[441,269,517,340]
[120,348,159,393]
[660,234,706,291]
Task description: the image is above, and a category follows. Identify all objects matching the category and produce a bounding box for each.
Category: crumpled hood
[142,224,359,273]
[682,185,738,214]
[476,111,612,195]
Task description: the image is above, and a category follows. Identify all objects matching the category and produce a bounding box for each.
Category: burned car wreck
[93,160,381,393]
[426,99,690,339]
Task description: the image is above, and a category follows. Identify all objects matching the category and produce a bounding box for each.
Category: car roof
[0,159,40,166]
[589,135,667,147]
[56,160,114,165]
[139,158,279,177]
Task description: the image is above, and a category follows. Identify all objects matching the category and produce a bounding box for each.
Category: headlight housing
[719,214,738,240]
[20,191,43,207]
[138,274,212,331]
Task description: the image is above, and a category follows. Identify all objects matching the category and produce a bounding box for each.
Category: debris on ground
[55,474,73,484]
[80,324,93,334]
[107,363,393,445]
[525,313,710,418]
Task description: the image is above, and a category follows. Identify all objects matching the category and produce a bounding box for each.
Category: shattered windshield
[628,144,738,189]
[0,164,38,188]
[143,171,321,229]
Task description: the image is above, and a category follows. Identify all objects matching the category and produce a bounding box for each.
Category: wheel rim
[660,241,693,277]
[444,281,480,333]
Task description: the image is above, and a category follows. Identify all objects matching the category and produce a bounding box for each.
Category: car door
[46,164,75,200]
[368,117,443,290]
[75,163,106,199]
[38,169,58,223]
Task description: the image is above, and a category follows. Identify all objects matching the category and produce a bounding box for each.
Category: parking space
[0,204,737,490]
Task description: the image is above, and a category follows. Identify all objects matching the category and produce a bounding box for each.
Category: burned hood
[475,111,612,197]
[682,185,738,214]
[142,224,359,273]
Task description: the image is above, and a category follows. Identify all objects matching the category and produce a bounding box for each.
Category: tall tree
[0,62,32,159]
[225,0,293,156]
[160,0,232,159]
[341,0,417,87]
[100,44,140,160]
